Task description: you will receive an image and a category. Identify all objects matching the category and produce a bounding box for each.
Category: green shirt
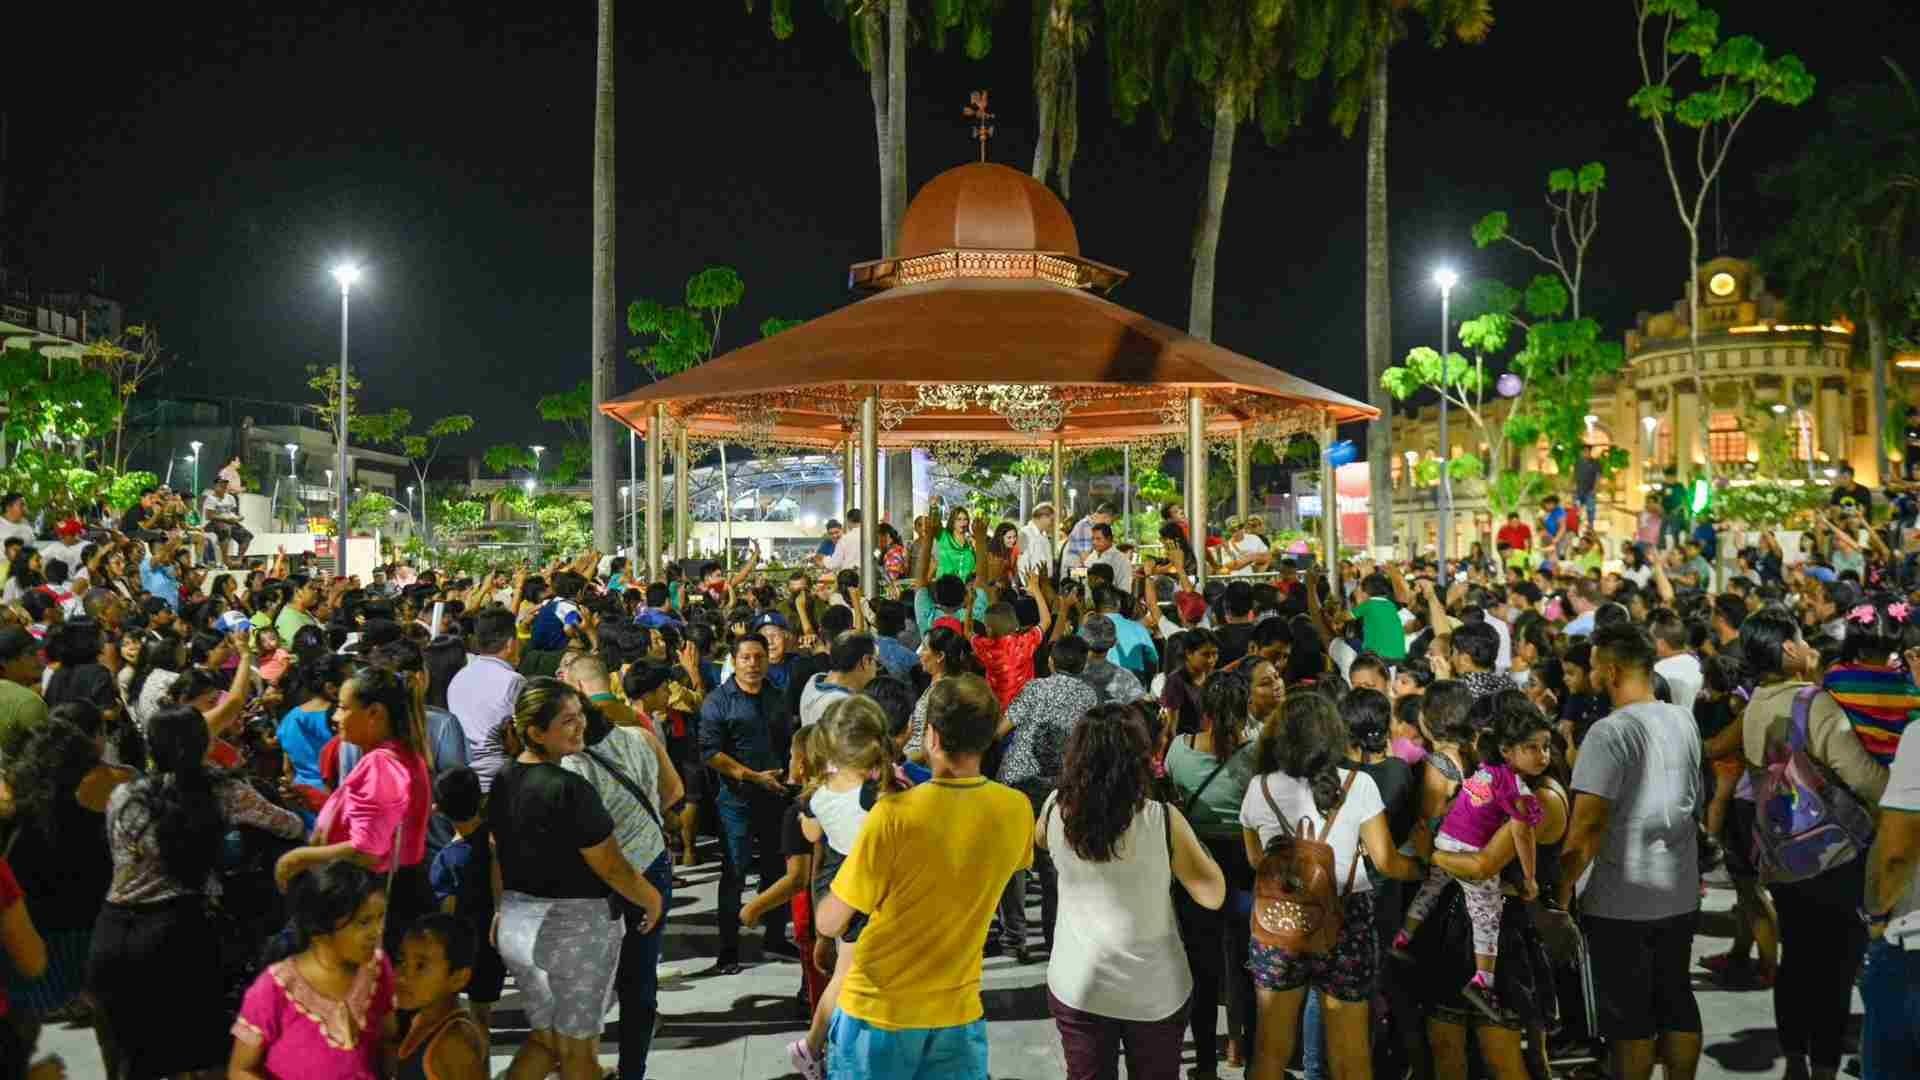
[275,605,318,643]
[1164,736,1257,838]
[0,680,48,757]
[1350,596,1407,661]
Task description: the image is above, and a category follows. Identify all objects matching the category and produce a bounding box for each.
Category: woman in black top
[489,677,661,1080]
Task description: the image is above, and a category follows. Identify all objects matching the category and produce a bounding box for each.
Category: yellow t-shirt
[831,776,1034,1031]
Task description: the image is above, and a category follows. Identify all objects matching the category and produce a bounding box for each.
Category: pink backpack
[1750,687,1876,884]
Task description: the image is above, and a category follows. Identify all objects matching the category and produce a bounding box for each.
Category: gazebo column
[1051,438,1065,561]
[1319,415,1340,598]
[859,392,880,600]
[842,437,857,523]
[673,423,689,560]
[1186,394,1208,591]
[1234,427,1251,522]
[646,405,665,582]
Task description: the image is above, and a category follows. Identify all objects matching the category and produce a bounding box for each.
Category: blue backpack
[1751,687,1877,884]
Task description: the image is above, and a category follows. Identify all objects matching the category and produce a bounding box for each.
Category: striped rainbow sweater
[1822,662,1919,765]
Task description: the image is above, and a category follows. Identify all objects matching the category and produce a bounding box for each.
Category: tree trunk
[866,11,892,258]
[1870,306,1892,484]
[1031,2,1060,189]
[1364,51,1394,554]
[1687,230,1710,478]
[1188,89,1237,342]
[887,0,909,250]
[589,0,618,551]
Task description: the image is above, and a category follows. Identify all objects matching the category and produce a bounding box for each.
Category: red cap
[931,616,966,636]
[54,518,84,538]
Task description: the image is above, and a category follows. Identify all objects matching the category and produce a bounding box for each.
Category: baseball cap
[931,616,966,637]
[54,518,84,539]
[750,611,791,632]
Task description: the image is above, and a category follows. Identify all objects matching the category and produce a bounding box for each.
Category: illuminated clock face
[1708,272,1737,298]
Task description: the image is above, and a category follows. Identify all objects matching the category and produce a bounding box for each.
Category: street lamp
[285,442,299,478]
[529,445,545,491]
[1433,267,1458,583]
[330,262,362,544]
[187,440,203,497]
[406,485,416,532]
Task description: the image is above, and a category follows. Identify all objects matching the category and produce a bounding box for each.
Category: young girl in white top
[789,696,898,1080]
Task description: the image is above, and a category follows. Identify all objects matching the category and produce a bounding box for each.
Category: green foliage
[759,317,804,338]
[106,471,159,512]
[484,445,536,473]
[1486,470,1551,516]
[347,492,400,532]
[629,265,799,381]
[1471,211,1509,249]
[436,499,489,534]
[1380,347,1489,401]
[1713,482,1829,529]
[1522,275,1569,319]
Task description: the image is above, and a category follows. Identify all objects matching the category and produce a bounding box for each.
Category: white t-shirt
[1881,731,1920,941]
[1654,652,1703,712]
[827,527,864,571]
[0,519,35,548]
[1018,522,1054,577]
[1229,534,1269,576]
[1238,767,1385,895]
[1485,614,1513,673]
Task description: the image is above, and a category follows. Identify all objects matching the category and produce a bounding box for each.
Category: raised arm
[911,504,938,588]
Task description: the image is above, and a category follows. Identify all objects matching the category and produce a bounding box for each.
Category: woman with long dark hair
[905,624,978,762]
[1739,608,1888,1080]
[2,548,44,604]
[126,629,187,728]
[1239,694,1421,1080]
[490,677,661,1080]
[1166,673,1260,1069]
[1160,627,1220,738]
[277,652,351,807]
[1285,615,1330,685]
[1042,703,1223,1079]
[273,665,435,954]
[935,504,976,582]
[3,705,129,1070]
[90,705,304,1076]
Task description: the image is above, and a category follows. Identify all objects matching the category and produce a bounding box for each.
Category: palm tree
[590,0,619,550]
[1338,0,1493,551]
[1031,0,1093,197]
[1765,59,1920,484]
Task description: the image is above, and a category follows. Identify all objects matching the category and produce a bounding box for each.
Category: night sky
[8,3,1916,455]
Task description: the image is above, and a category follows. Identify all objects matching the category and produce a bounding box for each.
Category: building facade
[1386,256,1901,556]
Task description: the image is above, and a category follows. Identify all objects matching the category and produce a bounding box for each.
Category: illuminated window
[1655,418,1674,466]
[1708,411,1747,464]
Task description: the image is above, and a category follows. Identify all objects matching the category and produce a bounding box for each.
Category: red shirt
[0,858,19,1018]
[972,627,1043,711]
[1496,522,1532,551]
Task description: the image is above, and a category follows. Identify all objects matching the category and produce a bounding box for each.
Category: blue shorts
[827,1010,989,1080]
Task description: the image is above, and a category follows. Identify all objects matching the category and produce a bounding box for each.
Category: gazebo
[602,161,1375,594]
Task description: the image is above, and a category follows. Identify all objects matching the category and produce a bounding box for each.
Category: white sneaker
[788,1039,825,1080]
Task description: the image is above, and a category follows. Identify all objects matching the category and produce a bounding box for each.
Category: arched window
[1708,411,1747,464]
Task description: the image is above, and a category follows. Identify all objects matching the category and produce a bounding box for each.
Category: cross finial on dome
[963,90,995,162]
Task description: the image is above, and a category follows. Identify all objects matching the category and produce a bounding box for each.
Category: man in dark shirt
[119,486,166,542]
[1830,463,1873,515]
[699,634,793,972]
[1574,447,1602,532]
[1214,580,1258,666]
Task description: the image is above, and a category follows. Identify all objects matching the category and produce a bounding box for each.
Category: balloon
[1325,440,1358,468]
[1496,373,1523,398]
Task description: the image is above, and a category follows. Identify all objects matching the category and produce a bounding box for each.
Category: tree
[1380,343,1498,493]
[356,408,476,541]
[85,324,168,472]
[1331,0,1495,553]
[590,0,619,551]
[1764,59,1920,484]
[1031,0,1094,197]
[1629,0,1813,474]
[754,1,1002,255]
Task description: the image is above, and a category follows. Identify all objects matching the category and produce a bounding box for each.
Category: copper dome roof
[897,162,1081,258]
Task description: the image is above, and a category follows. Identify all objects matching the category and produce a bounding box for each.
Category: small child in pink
[1393,705,1554,1021]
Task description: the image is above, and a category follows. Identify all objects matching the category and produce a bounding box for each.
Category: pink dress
[312,741,431,871]
[231,952,393,1079]
[1440,763,1544,849]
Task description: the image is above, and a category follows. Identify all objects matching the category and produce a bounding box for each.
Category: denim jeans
[1302,991,1329,1080]
[616,851,673,1080]
[715,785,788,965]
[1862,938,1920,1080]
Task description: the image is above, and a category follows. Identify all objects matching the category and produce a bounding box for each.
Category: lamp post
[406,485,416,533]
[330,263,361,546]
[1433,267,1458,584]
[529,445,545,496]
[188,440,203,500]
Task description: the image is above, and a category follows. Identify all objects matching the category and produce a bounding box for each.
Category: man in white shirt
[1018,502,1056,580]
[826,508,865,572]
[1222,517,1272,576]
[1864,728,1920,1073]
[0,494,35,549]
[1649,609,1702,711]
[200,477,252,565]
[1084,521,1132,593]
[39,519,90,581]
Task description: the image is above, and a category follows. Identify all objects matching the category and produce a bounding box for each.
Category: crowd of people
[0,474,1912,1080]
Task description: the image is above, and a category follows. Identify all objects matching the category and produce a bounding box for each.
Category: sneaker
[1462,977,1517,1026]
[787,1039,825,1080]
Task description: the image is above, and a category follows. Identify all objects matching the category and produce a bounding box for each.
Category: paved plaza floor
[43,861,1838,1078]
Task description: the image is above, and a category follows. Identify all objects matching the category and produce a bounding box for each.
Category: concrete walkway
[40,862,1835,1078]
